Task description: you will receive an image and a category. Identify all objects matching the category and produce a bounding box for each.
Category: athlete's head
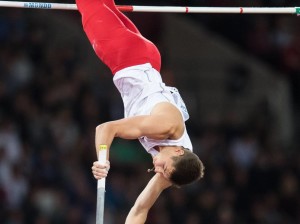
[169,148,204,187]
[152,146,204,187]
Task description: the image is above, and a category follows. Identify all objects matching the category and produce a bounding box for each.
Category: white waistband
[113,63,158,80]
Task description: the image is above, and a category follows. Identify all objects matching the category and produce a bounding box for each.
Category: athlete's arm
[95,102,183,153]
[125,173,172,224]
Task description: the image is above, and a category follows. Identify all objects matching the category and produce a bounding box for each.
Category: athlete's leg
[76,0,133,65]
[76,0,161,73]
[76,0,124,40]
[102,0,141,34]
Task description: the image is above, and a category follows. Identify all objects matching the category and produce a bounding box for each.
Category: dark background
[0,0,299,223]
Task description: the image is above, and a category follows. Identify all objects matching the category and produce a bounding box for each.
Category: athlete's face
[152,147,184,180]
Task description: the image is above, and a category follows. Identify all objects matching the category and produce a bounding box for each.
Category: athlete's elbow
[96,123,106,133]
[96,122,116,135]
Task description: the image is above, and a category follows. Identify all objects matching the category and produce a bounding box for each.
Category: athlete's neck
[156,145,182,152]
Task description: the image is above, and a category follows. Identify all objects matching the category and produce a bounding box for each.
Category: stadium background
[0,0,299,223]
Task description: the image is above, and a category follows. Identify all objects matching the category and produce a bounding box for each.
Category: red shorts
[76,0,161,74]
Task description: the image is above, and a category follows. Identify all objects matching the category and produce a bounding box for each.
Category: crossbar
[0,1,299,14]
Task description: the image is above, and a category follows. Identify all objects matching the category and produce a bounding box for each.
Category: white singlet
[113,63,193,156]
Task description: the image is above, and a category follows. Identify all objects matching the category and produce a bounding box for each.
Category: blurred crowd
[202,0,300,114]
[0,1,300,224]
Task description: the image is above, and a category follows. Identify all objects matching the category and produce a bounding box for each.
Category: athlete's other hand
[155,173,172,189]
[92,160,110,179]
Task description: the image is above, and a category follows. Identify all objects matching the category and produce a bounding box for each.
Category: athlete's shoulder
[151,102,181,116]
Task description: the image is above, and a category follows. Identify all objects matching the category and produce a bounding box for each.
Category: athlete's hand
[154,173,172,189]
[91,160,110,179]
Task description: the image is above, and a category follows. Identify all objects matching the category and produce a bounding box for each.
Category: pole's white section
[97,148,107,189]
[0,1,298,14]
[96,145,107,224]
[96,188,105,224]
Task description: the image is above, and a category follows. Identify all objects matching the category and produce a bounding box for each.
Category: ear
[174,147,185,156]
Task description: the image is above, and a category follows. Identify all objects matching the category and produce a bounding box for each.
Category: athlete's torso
[113,63,193,156]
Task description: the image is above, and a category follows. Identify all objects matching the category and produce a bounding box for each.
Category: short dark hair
[169,149,204,187]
